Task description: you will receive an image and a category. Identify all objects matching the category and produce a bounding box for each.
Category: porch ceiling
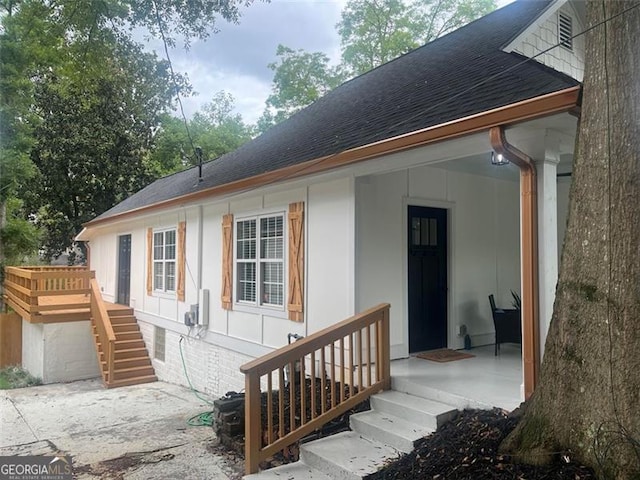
[434,153,521,181]
[433,111,577,181]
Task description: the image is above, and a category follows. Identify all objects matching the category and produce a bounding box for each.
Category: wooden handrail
[240,303,391,475]
[2,266,93,322]
[90,278,116,384]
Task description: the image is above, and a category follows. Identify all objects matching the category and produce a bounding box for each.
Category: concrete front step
[244,463,332,480]
[243,384,460,480]
[301,431,401,479]
[370,390,457,429]
[391,376,494,410]
[349,410,433,453]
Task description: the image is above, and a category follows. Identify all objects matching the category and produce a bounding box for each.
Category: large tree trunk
[501,2,640,478]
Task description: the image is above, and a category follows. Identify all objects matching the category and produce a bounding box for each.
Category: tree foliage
[27,62,173,260]
[338,0,419,75]
[149,92,254,176]
[338,0,496,75]
[258,45,345,132]
[261,0,495,128]
[0,0,253,265]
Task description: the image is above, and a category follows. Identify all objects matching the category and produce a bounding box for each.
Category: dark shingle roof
[93,0,578,223]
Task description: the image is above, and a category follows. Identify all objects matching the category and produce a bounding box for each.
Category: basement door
[408,206,448,352]
[117,234,131,306]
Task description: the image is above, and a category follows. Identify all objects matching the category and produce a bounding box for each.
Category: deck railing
[90,278,115,384]
[240,303,391,475]
[3,266,93,322]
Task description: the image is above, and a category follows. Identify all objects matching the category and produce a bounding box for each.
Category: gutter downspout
[197,205,203,290]
[489,126,540,400]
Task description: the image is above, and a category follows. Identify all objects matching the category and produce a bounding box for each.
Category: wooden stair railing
[89,279,156,388]
[3,266,92,322]
[240,303,391,475]
[90,278,116,385]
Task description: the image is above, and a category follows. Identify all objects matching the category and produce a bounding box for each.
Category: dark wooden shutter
[288,202,304,321]
[146,228,153,296]
[177,221,186,302]
[221,214,233,310]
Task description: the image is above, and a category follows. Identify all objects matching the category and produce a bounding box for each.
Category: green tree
[0,0,252,266]
[258,45,344,132]
[338,0,496,75]
[191,91,254,159]
[27,46,177,261]
[148,92,253,176]
[0,1,52,271]
[338,0,418,75]
[501,1,640,478]
[261,0,494,129]
[0,199,40,267]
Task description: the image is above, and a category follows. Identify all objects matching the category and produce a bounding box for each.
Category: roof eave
[84,86,581,229]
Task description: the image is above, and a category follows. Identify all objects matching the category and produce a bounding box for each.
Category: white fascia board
[75,227,90,242]
[502,0,566,54]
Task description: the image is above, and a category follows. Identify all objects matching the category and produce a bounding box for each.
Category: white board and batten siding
[88,176,356,398]
[355,164,521,358]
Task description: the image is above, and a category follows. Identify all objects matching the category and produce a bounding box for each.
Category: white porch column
[535,133,560,360]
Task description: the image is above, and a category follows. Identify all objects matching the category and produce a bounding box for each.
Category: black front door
[408,206,448,352]
[117,234,131,306]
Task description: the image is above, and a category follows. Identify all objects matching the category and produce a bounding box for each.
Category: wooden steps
[91,307,156,388]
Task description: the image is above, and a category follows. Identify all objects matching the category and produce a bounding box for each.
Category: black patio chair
[488,294,522,356]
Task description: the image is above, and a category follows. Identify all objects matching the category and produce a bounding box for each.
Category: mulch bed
[368,409,596,479]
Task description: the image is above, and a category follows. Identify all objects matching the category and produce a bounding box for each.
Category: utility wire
[149,1,640,207]
[174,1,640,202]
[376,1,640,140]
[151,0,198,163]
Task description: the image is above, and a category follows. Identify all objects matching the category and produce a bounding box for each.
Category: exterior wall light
[491,151,509,166]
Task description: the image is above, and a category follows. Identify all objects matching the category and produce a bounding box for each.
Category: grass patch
[0,365,42,389]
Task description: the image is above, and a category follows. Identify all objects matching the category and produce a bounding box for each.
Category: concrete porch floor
[391,344,523,411]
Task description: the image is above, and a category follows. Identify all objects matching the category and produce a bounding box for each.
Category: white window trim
[153,227,177,295]
[233,210,287,316]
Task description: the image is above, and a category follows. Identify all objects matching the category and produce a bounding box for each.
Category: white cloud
[140,0,345,124]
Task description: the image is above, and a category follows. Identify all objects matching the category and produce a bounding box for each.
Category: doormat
[416,349,475,363]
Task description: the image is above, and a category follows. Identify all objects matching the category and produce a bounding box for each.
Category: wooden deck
[35,295,131,322]
[3,266,92,323]
[3,266,155,388]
